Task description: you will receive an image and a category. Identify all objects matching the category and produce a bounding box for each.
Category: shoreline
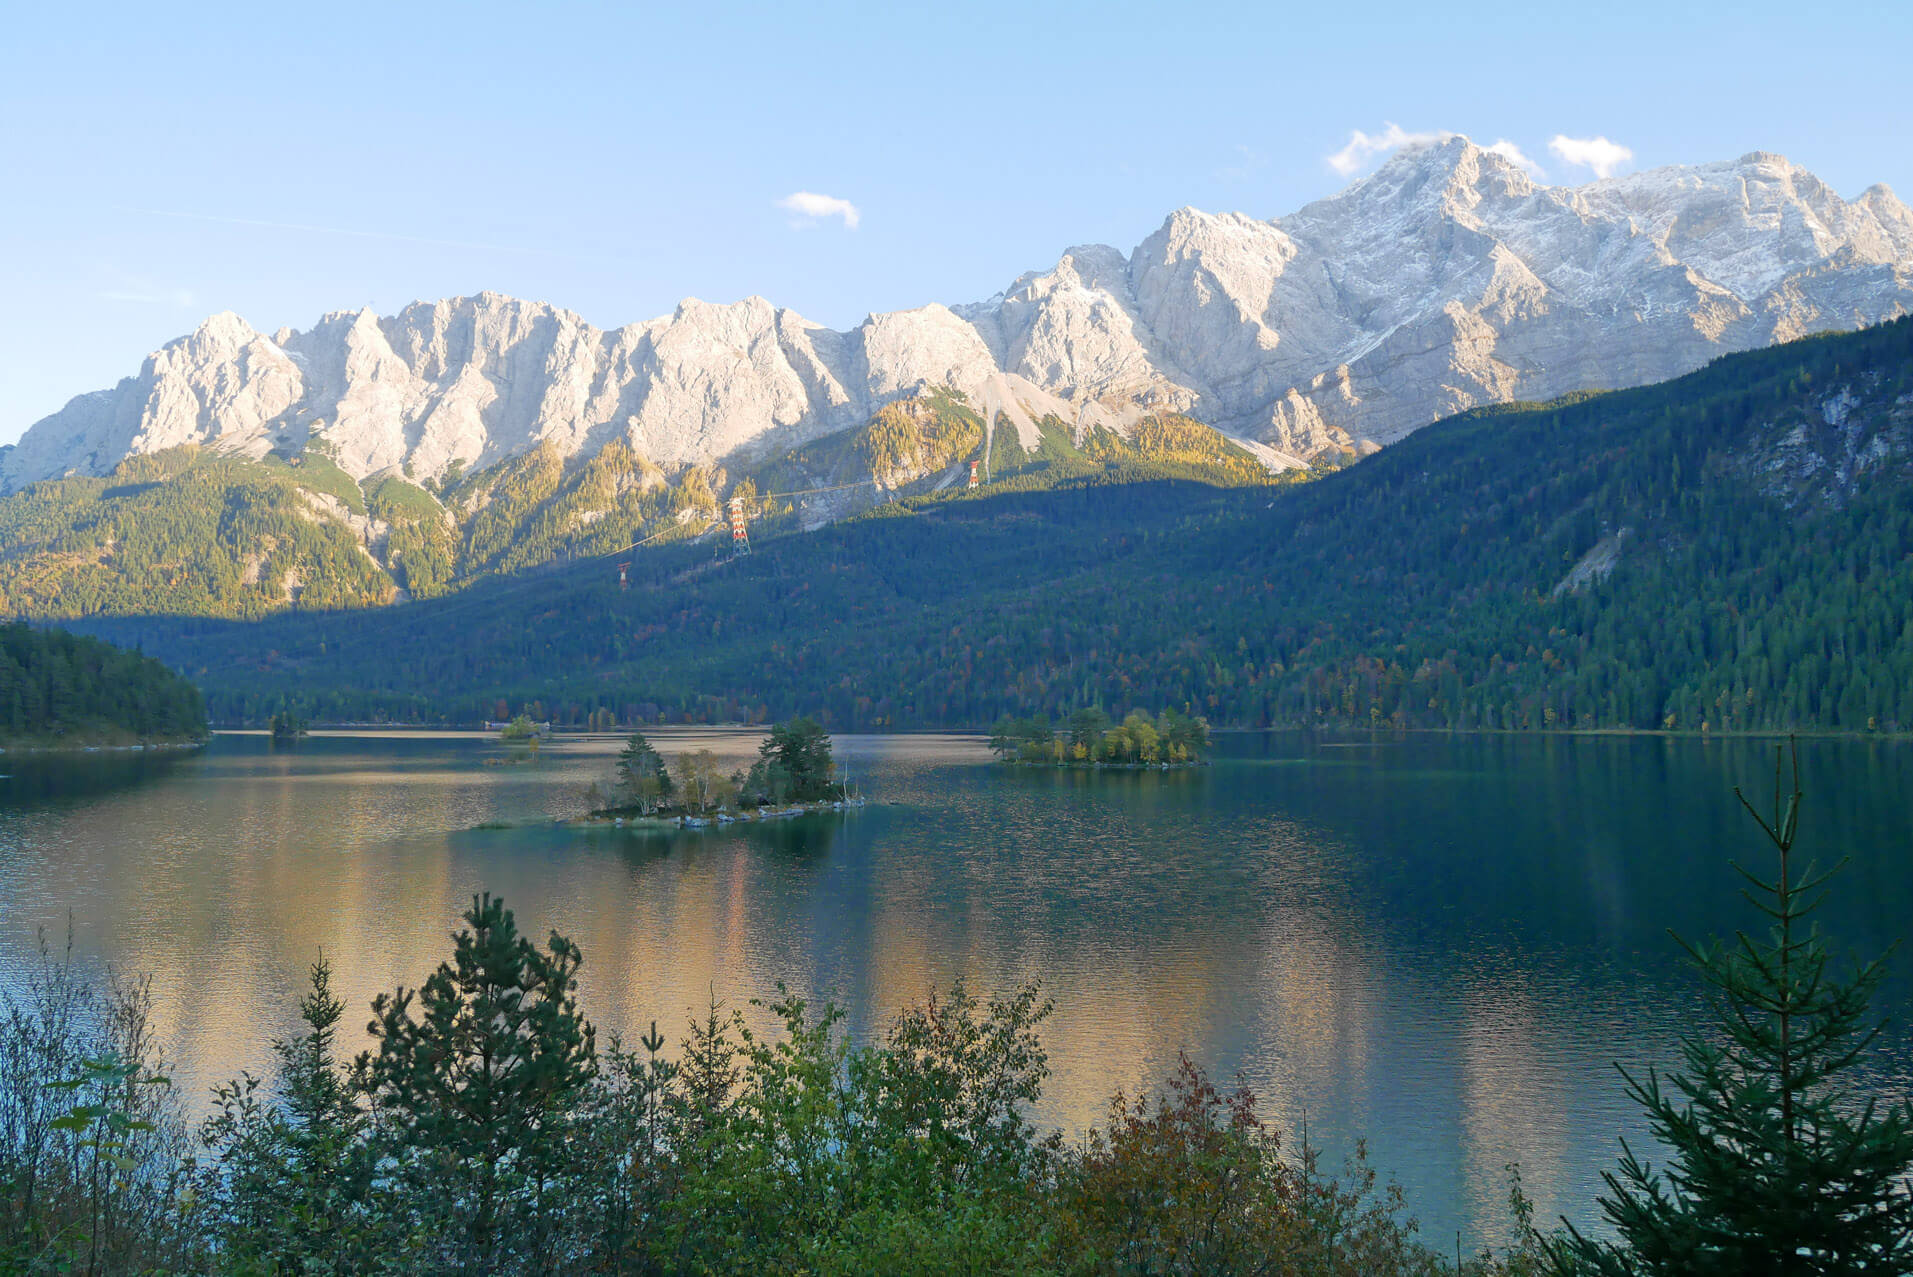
[566,795,868,831]
[998,759,1207,770]
[1228,724,1913,742]
[0,737,207,756]
[207,720,1913,744]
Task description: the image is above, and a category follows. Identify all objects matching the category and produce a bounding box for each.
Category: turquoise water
[2,729,1909,1247]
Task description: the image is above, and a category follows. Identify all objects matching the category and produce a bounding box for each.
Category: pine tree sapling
[358,893,597,1267]
[200,955,378,1270]
[1556,743,1913,1274]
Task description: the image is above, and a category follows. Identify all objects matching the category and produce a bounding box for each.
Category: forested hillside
[79,318,1913,733]
[0,449,397,617]
[0,393,1280,619]
[0,624,207,745]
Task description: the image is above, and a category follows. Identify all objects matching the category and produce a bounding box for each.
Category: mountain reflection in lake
[2,728,1909,1248]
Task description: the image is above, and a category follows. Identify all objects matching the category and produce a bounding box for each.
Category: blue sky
[3,0,1909,444]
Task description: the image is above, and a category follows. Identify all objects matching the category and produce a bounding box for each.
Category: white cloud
[1326,123,1452,176]
[1548,134,1634,179]
[1484,139,1545,179]
[775,190,861,230]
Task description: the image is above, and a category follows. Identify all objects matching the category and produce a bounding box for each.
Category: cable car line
[757,479,879,500]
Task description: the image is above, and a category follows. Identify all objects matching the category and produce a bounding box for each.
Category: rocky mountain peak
[7,141,1910,492]
[187,310,266,350]
[1015,244,1127,298]
[1318,134,1535,222]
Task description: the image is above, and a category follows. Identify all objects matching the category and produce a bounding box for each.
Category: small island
[578,716,862,828]
[496,713,548,745]
[479,712,549,764]
[268,701,308,742]
[988,706,1210,767]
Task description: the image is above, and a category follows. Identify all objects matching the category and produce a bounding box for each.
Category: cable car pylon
[728,495,751,558]
[719,478,879,561]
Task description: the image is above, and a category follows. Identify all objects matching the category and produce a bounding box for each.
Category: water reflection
[1,729,1909,1250]
[0,748,196,808]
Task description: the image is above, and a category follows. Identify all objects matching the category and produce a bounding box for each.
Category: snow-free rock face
[8,139,1912,491]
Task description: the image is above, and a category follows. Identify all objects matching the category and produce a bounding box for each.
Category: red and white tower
[728,495,751,557]
[967,460,979,489]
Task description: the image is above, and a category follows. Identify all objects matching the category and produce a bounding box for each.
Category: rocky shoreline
[573,795,867,831]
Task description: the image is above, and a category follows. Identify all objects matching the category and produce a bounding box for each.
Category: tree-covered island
[988,706,1211,766]
[267,699,307,742]
[497,714,543,744]
[580,716,859,825]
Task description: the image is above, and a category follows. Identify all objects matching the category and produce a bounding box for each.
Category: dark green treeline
[0,623,206,745]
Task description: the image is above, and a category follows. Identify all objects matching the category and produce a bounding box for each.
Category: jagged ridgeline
[0,390,1280,621]
[0,623,206,745]
[89,315,1913,734]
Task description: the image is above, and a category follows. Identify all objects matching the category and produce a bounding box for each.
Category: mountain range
[79,317,1913,733]
[7,137,1911,495]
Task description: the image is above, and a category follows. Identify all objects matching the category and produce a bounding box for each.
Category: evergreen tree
[1553,744,1913,1274]
[615,731,672,812]
[1066,707,1112,755]
[358,894,597,1270]
[279,955,359,1150]
[751,717,837,802]
[201,956,379,1269]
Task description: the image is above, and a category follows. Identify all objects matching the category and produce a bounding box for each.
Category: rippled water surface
[3,729,1911,1246]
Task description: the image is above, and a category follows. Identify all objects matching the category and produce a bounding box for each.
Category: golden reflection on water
[0,730,1583,1246]
[1456,970,1573,1244]
[8,729,1911,1247]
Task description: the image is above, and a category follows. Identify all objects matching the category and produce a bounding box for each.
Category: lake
[2,729,1910,1249]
